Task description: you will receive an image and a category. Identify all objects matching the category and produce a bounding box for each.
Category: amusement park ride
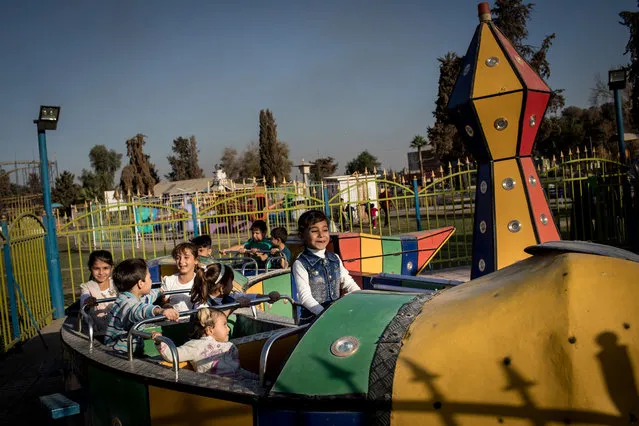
[60,4,639,425]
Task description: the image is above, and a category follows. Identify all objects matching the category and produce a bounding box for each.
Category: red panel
[407,226,455,272]
[520,158,560,242]
[336,233,361,273]
[519,91,550,155]
[493,26,550,92]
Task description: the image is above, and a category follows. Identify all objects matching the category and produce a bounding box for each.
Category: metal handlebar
[130,330,181,381]
[259,324,310,387]
[265,252,286,272]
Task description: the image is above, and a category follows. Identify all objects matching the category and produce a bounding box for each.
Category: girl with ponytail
[190,262,236,308]
[153,307,257,378]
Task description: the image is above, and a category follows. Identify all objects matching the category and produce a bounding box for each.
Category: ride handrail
[126,295,277,364]
[259,324,310,387]
[265,252,286,273]
[129,330,180,382]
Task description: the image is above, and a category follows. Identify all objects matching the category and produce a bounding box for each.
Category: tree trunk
[418,147,424,181]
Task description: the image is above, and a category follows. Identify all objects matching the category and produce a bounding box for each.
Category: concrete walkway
[0,318,75,425]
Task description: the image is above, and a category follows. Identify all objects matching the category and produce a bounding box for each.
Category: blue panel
[149,265,160,284]
[448,25,481,110]
[471,163,495,279]
[455,102,490,163]
[401,236,418,276]
[257,408,364,426]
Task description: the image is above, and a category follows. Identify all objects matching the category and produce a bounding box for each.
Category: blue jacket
[295,248,341,305]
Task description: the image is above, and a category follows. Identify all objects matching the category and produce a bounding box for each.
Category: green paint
[142,322,191,357]
[88,365,150,426]
[381,237,403,274]
[262,273,295,318]
[234,270,248,286]
[273,291,414,396]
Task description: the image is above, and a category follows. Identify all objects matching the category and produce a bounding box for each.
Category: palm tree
[410,135,429,179]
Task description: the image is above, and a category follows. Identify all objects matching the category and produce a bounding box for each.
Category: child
[292,210,360,324]
[152,308,257,379]
[370,203,379,229]
[80,250,117,333]
[190,262,236,308]
[269,227,291,269]
[161,242,199,312]
[220,220,272,268]
[191,235,213,260]
[105,258,179,354]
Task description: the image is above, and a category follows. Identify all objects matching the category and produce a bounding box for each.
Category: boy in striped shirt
[105,258,179,354]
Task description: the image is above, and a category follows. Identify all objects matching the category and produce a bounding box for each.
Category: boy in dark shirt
[269,227,291,269]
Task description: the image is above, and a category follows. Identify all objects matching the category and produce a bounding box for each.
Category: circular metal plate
[486,56,499,67]
[480,181,487,194]
[494,118,508,130]
[502,177,515,190]
[331,336,360,357]
[479,220,487,233]
[508,220,522,233]
[478,259,486,272]
[465,125,474,137]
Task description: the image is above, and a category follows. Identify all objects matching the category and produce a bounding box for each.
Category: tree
[219,147,242,181]
[345,151,381,174]
[310,157,339,182]
[27,172,41,194]
[219,143,262,181]
[492,0,565,113]
[258,109,292,183]
[410,135,429,178]
[428,52,465,162]
[620,6,639,129]
[120,133,158,196]
[0,169,12,197]
[80,145,122,201]
[52,171,81,215]
[166,136,204,181]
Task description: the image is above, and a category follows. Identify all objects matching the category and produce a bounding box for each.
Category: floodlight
[608,68,627,91]
[35,105,61,130]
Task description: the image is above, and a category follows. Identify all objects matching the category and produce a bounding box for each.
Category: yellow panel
[245,282,263,295]
[360,233,383,274]
[149,386,253,426]
[392,253,639,425]
[493,160,535,268]
[472,24,523,98]
[473,92,523,160]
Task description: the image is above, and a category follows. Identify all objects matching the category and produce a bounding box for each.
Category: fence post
[1,218,20,340]
[192,196,199,238]
[413,178,422,231]
[323,185,331,219]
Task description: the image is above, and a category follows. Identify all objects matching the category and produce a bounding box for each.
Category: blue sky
[0,0,635,182]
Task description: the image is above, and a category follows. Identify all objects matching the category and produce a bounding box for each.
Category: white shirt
[292,248,360,315]
[160,274,195,312]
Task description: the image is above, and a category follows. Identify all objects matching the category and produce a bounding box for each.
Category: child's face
[303,220,330,250]
[175,250,198,276]
[198,247,212,257]
[207,315,230,342]
[271,237,282,247]
[251,228,265,242]
[139,269,152,295]
[90,260,112,286]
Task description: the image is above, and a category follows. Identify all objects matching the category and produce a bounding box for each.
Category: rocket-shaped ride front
[447,2,560,279]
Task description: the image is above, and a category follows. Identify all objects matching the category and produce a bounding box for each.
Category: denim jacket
[295,248,341,304]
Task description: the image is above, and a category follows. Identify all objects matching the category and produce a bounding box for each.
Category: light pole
[34,106,65,318]
[609,68,628,163]
[296,159,314,187]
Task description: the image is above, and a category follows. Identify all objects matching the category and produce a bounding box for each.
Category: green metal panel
[142,322,191,357]
[381,237,403,274]
[88,365,150,426]
[261,273,294,318]
[272,291,415,396]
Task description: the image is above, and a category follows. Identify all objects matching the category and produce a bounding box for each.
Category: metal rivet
[480,181,487,194]
[478,259,486,272]
[406,261,414,271]
[529,114,537,127]
[465,125,474,137]
[494,118,508,130]
[515,56,523,64]
[508,220,522,233]
[479,220,487,233]
[462,63,471,76]
[501,178,515,190]
[540,214,548,225]
[529,175,537,186]
[331,336,360,357]
[485,56,500,67]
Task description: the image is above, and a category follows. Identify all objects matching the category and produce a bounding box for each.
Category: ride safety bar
[129,330,181,382]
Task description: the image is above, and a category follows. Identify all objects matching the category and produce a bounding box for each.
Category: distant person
[220,220,272,268]
[269,227,291,269]
[292,210,360,325]
[191,234,214,263]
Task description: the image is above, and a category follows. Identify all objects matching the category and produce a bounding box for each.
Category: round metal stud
[463,64,471,76]
[529,114,537,127]
[480,181,487,194]
[501,177,515,190]
[465,125,474,137]
[478,259,486,272]
[331,336,360,358]
[508,220,522,233]
[406,261,414,272]
[528,175,537,186]
[515,56,523,64]
[479,220,487,234]
[494,118,508,131]
[540,214,548,225]
[485,56,500,67]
